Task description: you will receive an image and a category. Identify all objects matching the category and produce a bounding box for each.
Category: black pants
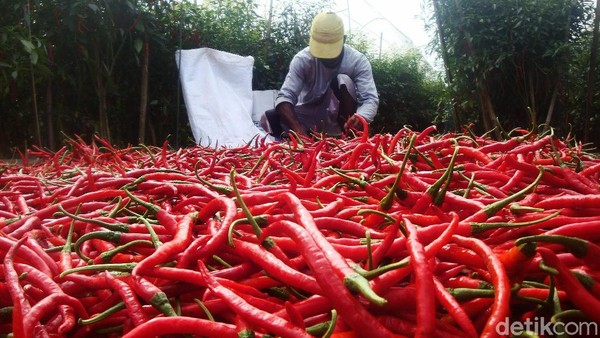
[265,79,356,137]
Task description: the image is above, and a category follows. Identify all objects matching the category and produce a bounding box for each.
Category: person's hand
[293,127,310,137]
[343,115,364,132]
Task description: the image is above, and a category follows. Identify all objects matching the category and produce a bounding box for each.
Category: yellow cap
[309,12,344,59]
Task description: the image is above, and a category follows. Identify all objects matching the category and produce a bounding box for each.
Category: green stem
[462,173,476,198]
[380,134,416,210]
[194,161,233,196]
[212,255,232,268]
[516,235,588,258]
[365,231,373,270]
[479,167,545,218]
[432,139,460,206]
[62,204,79,256]
[457,172,493,196]
[551,309,587,323]
[356,209,397,225]
[59,263,137,278]
[57,204,129,233]
[149,292,178,317]
[306,321,332,336]
[510,203,545,213]
[343,272,387,306]
[194,299,215,321]
[539,262,559,276]
[471,210,561,235]
[413,147,436,169]
[449,284,520,301]
[322,309,338,338]
[78,302,126,325]
[329,167,367,189]
[107,197,125,218]
[97,240,153,263]
[352,256,409,280]
[230,169,274,249]
[138,216,162,248]
[74,231,122,263]
[124,188,160,214]
[227,217,262,247]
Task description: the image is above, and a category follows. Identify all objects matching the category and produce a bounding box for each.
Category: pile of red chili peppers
[1,124,600,338]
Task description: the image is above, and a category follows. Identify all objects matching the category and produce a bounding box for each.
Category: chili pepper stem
[59,263,137,278]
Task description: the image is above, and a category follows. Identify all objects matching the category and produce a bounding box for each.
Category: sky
[333,0,433,54]
[259,0,439,65]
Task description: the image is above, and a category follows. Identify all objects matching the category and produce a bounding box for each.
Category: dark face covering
[319,47,344,69]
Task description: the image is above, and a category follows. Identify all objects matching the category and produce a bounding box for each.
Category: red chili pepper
[24,292,88,336]
[534,194,600,210]
[272,294,332,323]
[24,236,59,276]
[129,276,177,317]
[433,277,478,338]
[441,145,492,165]
[125,188,180,234]
[370,220,400,269]
[435,263,467,281]
[261,219,395,337]
[4,237,32,337]
[452,235,510,338]
[353,114,370,144]
[405,219,436,337]
[497,241,537,282]
[443,276,492,289]
[386,128,411,155]
[507,134,553,155]
[3,189,127,234]
[372,213,461,294]
[122,316,239,337]
[0,236,53,277]
[556,165,599,194]
[341,142,373,170]
[198,260,312,338]
[517,234,600,270]
[226,238,322,295]
[458,298,496,320]
[314,216,386,238]
[103,272,147,326]
[516,287,568,301]
[133,212,197,275]
[14,262,78,334]
[303,140,325,187]
[377,314,462,338]
[177,197,237,267]
[537,246,600,323]
[477,137,521,154]
[279,192,387,307]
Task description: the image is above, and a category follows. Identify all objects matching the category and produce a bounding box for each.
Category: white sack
[251,89,278,126]
[175,48,267,147]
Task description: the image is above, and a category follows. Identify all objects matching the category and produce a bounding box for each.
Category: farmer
[260,11,379,138]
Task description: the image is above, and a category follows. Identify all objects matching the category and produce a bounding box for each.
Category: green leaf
[19,39,35,53]
[30,50,38,65]
[88,4,100,12]
[135,21,145,33]
[134,38,143,54]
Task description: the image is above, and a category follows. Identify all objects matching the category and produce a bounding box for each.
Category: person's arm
[352,54,379,123]
[276,102,308,136]
[344,114,363,131]
[274,51,312,136]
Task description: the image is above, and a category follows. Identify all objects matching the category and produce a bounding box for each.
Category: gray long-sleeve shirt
[275,45,379,129]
